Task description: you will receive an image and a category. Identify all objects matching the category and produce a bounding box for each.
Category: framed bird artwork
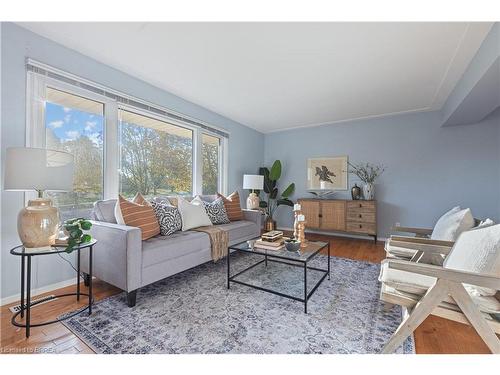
[307,156,348,191]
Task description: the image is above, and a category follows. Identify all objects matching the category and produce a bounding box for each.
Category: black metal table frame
[10,242,95,338]
[227,241,330,313]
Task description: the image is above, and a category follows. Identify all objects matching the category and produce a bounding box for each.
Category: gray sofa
[80,195,261,307]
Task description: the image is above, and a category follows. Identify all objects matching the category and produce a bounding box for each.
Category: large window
[44,88,104,220]
[28,69,227,219]
[119,110,193,198]
[202,133,221,195]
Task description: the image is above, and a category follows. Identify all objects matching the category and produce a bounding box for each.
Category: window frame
[26,71,228,205]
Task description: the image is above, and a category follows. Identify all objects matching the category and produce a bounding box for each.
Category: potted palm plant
[259,160,295,231]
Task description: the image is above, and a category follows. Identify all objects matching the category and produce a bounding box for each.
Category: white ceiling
[18,22,493,133]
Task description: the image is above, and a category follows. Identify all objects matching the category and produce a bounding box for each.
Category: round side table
[10,240,97,338]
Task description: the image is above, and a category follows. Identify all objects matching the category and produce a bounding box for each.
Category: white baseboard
[1,277,76,306]
[277,226,387,242]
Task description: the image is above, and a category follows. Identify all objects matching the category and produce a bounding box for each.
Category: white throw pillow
[177,196,212,231]
[431,207,474,241]
[444,224,500,296]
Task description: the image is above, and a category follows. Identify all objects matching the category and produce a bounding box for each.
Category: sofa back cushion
[116,194,160,240]
[93,199,118,223]
[431,207,474,241]
[217,191,243,221]
[444,224,500,296]
[152,195,217,207]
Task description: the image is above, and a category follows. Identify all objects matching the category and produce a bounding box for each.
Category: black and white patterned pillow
[201,197,230,225]
[150,201,182,236]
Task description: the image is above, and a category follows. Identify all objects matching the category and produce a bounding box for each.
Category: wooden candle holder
[293,208,302,239]
[297,221,307,248]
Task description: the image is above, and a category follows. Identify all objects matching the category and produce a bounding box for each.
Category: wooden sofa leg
[83,273,90,287]
[127,290,137,307]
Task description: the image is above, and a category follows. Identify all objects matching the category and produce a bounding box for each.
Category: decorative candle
[297,214,305,222]
[293,203,301,211]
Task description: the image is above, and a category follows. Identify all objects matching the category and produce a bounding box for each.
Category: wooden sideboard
[297,198,377,243]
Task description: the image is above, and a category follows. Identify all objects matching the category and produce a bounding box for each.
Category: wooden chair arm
[391,226,433,237]
[383,259,500,290]
[390,236,455,247]
[389,240,452,255]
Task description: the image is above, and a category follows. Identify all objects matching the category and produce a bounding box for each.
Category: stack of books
[254,230,285,250]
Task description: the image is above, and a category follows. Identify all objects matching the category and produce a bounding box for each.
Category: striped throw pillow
[116,194,160,240]
[217,191,243,221]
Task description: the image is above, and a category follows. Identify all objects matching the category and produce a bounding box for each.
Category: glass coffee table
[227,238,330,313]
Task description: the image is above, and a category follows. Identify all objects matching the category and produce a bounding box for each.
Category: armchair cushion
[379,262,500,314]
[431,207,474,241]
[444,224,500,297]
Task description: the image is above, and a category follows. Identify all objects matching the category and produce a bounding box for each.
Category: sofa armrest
[242,209,262,229]
[80,221,142,292]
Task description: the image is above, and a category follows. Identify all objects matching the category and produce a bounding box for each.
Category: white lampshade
[243,174,264,190]
[4,147,74,192]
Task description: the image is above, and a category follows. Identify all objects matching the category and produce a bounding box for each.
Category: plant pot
[264,217,276,231]
[363,183,375,200]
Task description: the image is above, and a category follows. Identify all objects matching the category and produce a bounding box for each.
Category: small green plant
[63,218,93,253]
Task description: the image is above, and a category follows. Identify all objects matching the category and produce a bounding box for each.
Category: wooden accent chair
[385,208,482,262]
[379,224,500,354]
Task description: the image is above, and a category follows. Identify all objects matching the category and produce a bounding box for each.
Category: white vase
[320,181,327,190]
[363,183,375,200]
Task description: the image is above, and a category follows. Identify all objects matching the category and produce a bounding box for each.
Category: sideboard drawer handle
[358,214,362,218]
[359,224,362,228]
[318,214,322,218]
[359,203,362,208]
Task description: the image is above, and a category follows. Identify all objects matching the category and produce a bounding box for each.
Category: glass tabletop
[229,238,328,262]
[10,239,97,256]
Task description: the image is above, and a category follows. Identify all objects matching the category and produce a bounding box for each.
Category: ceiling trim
[264,106,433,134]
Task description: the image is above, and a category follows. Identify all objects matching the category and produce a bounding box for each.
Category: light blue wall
[264,109,500,236]
[1,23,264,300]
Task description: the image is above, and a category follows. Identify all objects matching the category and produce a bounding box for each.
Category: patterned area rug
[62,254,414,354]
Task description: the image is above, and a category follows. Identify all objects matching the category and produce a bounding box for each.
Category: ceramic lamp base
[246,192,260,210]
[18,198,60,249]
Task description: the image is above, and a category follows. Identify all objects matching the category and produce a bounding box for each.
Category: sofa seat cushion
[379,262,500,314]
[142,231,210,268]
[216,220,259,244]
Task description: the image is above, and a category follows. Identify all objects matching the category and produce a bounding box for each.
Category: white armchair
[379,224,500,354]
[385,206,479,261]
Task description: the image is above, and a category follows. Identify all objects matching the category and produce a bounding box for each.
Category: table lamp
[243,174,264,210]
[4,147,74,249]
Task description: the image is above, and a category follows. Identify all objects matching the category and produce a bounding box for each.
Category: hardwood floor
[0,235,492,354]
